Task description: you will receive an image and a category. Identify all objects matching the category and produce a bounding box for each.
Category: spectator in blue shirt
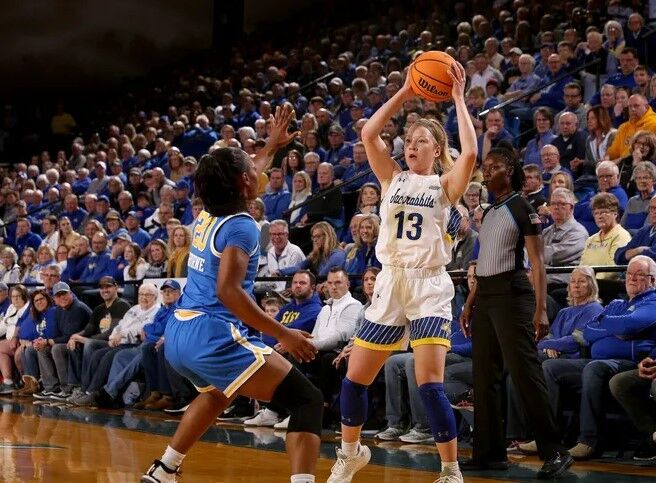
[607,47,639,89]
[95,195,111,226]
[540,256,656,459]
[340,142,374,193]
[324,124,353,179]
[60,194,88,231]
[235,96,261,128]
[511,54,572,121]
[125,211,151,249]
[620,163,656,233]
[173,180,193,225]
[477,109,514,163]
[72,168,91,196]
[14,218,42,255]
[62,236,91,282]
[575,161,629,234]
[344,101,366,142]
[523,108,556,166]
[262,270,323,348]
[145,140,169,171]
[149,202,173,242]
[615,196,656,264]
[179,115,218,159]
[262,168,292,221]
[501,53,543,108]
[74,232,111,284]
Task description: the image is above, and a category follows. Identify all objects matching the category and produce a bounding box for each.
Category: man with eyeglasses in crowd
[575,161,629,235]
[554,83,587,133]
[69,282,160,406]
[40,265,62,294]
[260,220,306,293]
[542,188,589,296]
[541,255,656,460]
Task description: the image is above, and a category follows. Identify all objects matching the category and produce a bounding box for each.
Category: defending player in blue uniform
[142,105,323,483]
[328,62,477,483]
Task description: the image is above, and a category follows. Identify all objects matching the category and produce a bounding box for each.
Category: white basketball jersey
[376,171,454,269]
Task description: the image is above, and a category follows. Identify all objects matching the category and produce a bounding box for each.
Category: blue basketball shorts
[165,309,272,397]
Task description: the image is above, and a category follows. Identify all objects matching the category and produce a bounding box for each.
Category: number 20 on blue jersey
[192,211,215,251]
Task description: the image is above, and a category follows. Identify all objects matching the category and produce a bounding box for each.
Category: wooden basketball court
[1,399,654,482]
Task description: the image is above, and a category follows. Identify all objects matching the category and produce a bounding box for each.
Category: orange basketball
[409,51,455,102]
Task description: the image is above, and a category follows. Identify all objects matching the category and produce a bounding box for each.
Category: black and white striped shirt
[477,193,541,277]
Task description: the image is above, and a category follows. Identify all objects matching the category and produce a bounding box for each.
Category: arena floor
[1,399,655,482]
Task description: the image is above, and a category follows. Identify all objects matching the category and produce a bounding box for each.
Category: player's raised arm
[441,61,477,203]
[360,70,415,190]
[253,103,299,176]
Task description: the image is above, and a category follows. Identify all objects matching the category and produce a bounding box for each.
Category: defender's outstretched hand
[267,103,299,149]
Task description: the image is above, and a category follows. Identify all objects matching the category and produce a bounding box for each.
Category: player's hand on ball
[279,328,317,363]
[447,61,466,102]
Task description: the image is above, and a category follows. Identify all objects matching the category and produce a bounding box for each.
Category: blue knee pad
[418,382,457,443]
[340,378,368,427]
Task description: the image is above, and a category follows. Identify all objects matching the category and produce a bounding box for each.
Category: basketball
[409,51,455,102]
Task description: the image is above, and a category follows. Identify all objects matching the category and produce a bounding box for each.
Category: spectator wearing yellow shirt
[606,94,656,162]
[51,103,77,136]
[580,192,632,280]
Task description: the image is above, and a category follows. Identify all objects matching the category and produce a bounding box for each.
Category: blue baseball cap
[175,180,190,190]
[98,195,110,203]
[160,279,181,291]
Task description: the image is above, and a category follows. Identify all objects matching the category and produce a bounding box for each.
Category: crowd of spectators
[0,0,655,464]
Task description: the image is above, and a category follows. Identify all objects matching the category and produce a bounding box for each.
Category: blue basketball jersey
[178,210,260,319]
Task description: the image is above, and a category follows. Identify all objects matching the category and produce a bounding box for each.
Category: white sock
[161,445,185,469]
[441,461,460,474]
[341,440,360,458]
[3,379,13,385]
[290,474,315,483]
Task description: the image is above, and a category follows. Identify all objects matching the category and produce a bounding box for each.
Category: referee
[460,145,573,479]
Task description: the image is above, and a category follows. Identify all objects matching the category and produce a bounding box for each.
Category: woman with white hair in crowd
[511,266,604,451]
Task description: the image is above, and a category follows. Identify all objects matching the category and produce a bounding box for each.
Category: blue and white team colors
[355,171,461,351]
[376,171,456,269]
[165,211,272,397]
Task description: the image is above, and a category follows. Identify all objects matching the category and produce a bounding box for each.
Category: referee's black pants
[472,270,567,462]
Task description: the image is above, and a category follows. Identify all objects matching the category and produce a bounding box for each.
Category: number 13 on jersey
[394,210,423,240]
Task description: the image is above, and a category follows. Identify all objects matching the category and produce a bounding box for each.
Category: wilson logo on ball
[417,77,448,97]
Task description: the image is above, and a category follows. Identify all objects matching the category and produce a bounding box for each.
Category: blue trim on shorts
[356,319,406,345]
[409,316,452,342]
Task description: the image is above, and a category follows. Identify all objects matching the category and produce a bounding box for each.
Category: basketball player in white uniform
[328,62,477,483]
